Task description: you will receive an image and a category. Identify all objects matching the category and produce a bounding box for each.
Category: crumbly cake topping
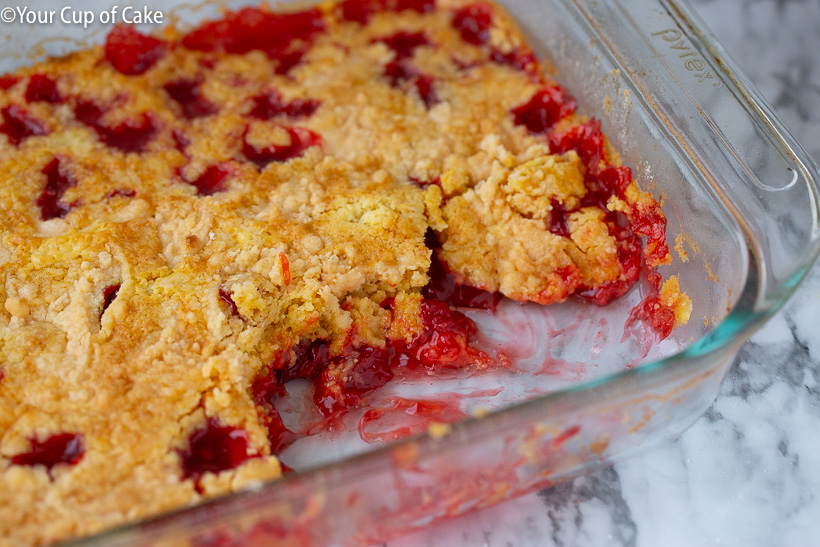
[0,1,690,544]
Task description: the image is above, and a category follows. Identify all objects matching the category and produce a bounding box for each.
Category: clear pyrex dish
[3,0,818,545]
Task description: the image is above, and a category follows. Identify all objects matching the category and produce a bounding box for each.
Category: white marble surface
[387,1,820,545]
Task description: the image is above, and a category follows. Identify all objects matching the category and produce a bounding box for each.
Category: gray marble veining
[387,0,820,545]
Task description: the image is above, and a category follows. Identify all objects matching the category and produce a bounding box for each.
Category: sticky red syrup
[0,75,19,90]
[219,288,240,317]
[338,0,384,24]
[384,59,417,86]
[547,198,572,239]
[511,86,577,135]
[314,345,394,416]
[1,105,49,145]
[11,433,85,473]
[422,250,501,310]
[179,418,257,487]
[73,100,157,153]
[383,61,438,108]
[106,188,136,198]
[375,31,430,59]
[25,75,63,104]
[181,6,325,75]
[422,231,501,309]
[489,47,538,75]
[358,397,469,443]
[452,3,493,45]
[252,293,491,433]
[626,271,676,340]
[249,90,320,120]
[185,163,234,196]
[409,176,441,188]
[577,212,642,306]
[404,297,492,370]
[251,343,328,453]
[37,157,76,220]
[393,0,435,13]
[413,75,438,108]
[242,125,321,169]
[104,25,167,75]
[338,0,433,24]
[552,424,580,448]
[101,285,120,316]
[629,202,671,266]
[548,118,605,168]
[164,78,218,119]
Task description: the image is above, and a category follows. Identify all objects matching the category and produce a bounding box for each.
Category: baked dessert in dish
[0,0,691,544]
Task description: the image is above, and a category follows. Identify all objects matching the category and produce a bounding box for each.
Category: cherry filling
[384,59,417,87]
[185,163,234,196]
[179,418,256,486]
[251,343,329,452]
[104,25,167,75]
[11,433,85,473]
[489,47,538,75]
[547,198,571,239]
[164,77,218,119]
[37,157,76,220]
[252,295,489,428]
[0,75,19,90]
[73,100,157,153]
[577,211,642,306]
[393,0,435,13]
[629,203,670,266]
[452,3,493,45]
[405,297,490,370]
[627,271,676,340]
[550,120,670,267]
[422,231,500,309]
[101,285,120,316]
[181,7,325,74]
[409,176,441,188]
[548,118,605,168]
[25,75,63,104]
[263,340,331,389]
[0,105,49,145]
[172,130,191,152]
[375,31,430,59]
[384,61,438,108]
[413,75,438,109]
[314,345,394,416]
[249,89,320,120]
[338,0,382,24]
[242,125,321,169]
[106,188,136,198]
[422,250,501,310]
[219,288,240,317]
[251,340,354,451]
[338,0,434,24]
[511,86,577,135]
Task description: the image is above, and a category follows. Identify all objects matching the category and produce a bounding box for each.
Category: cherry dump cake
[0,0,691,544]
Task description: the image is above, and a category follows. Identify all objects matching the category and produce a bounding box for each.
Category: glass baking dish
[3,0,817,545]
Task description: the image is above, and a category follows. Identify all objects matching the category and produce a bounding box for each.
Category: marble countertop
[388,1,820,545]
